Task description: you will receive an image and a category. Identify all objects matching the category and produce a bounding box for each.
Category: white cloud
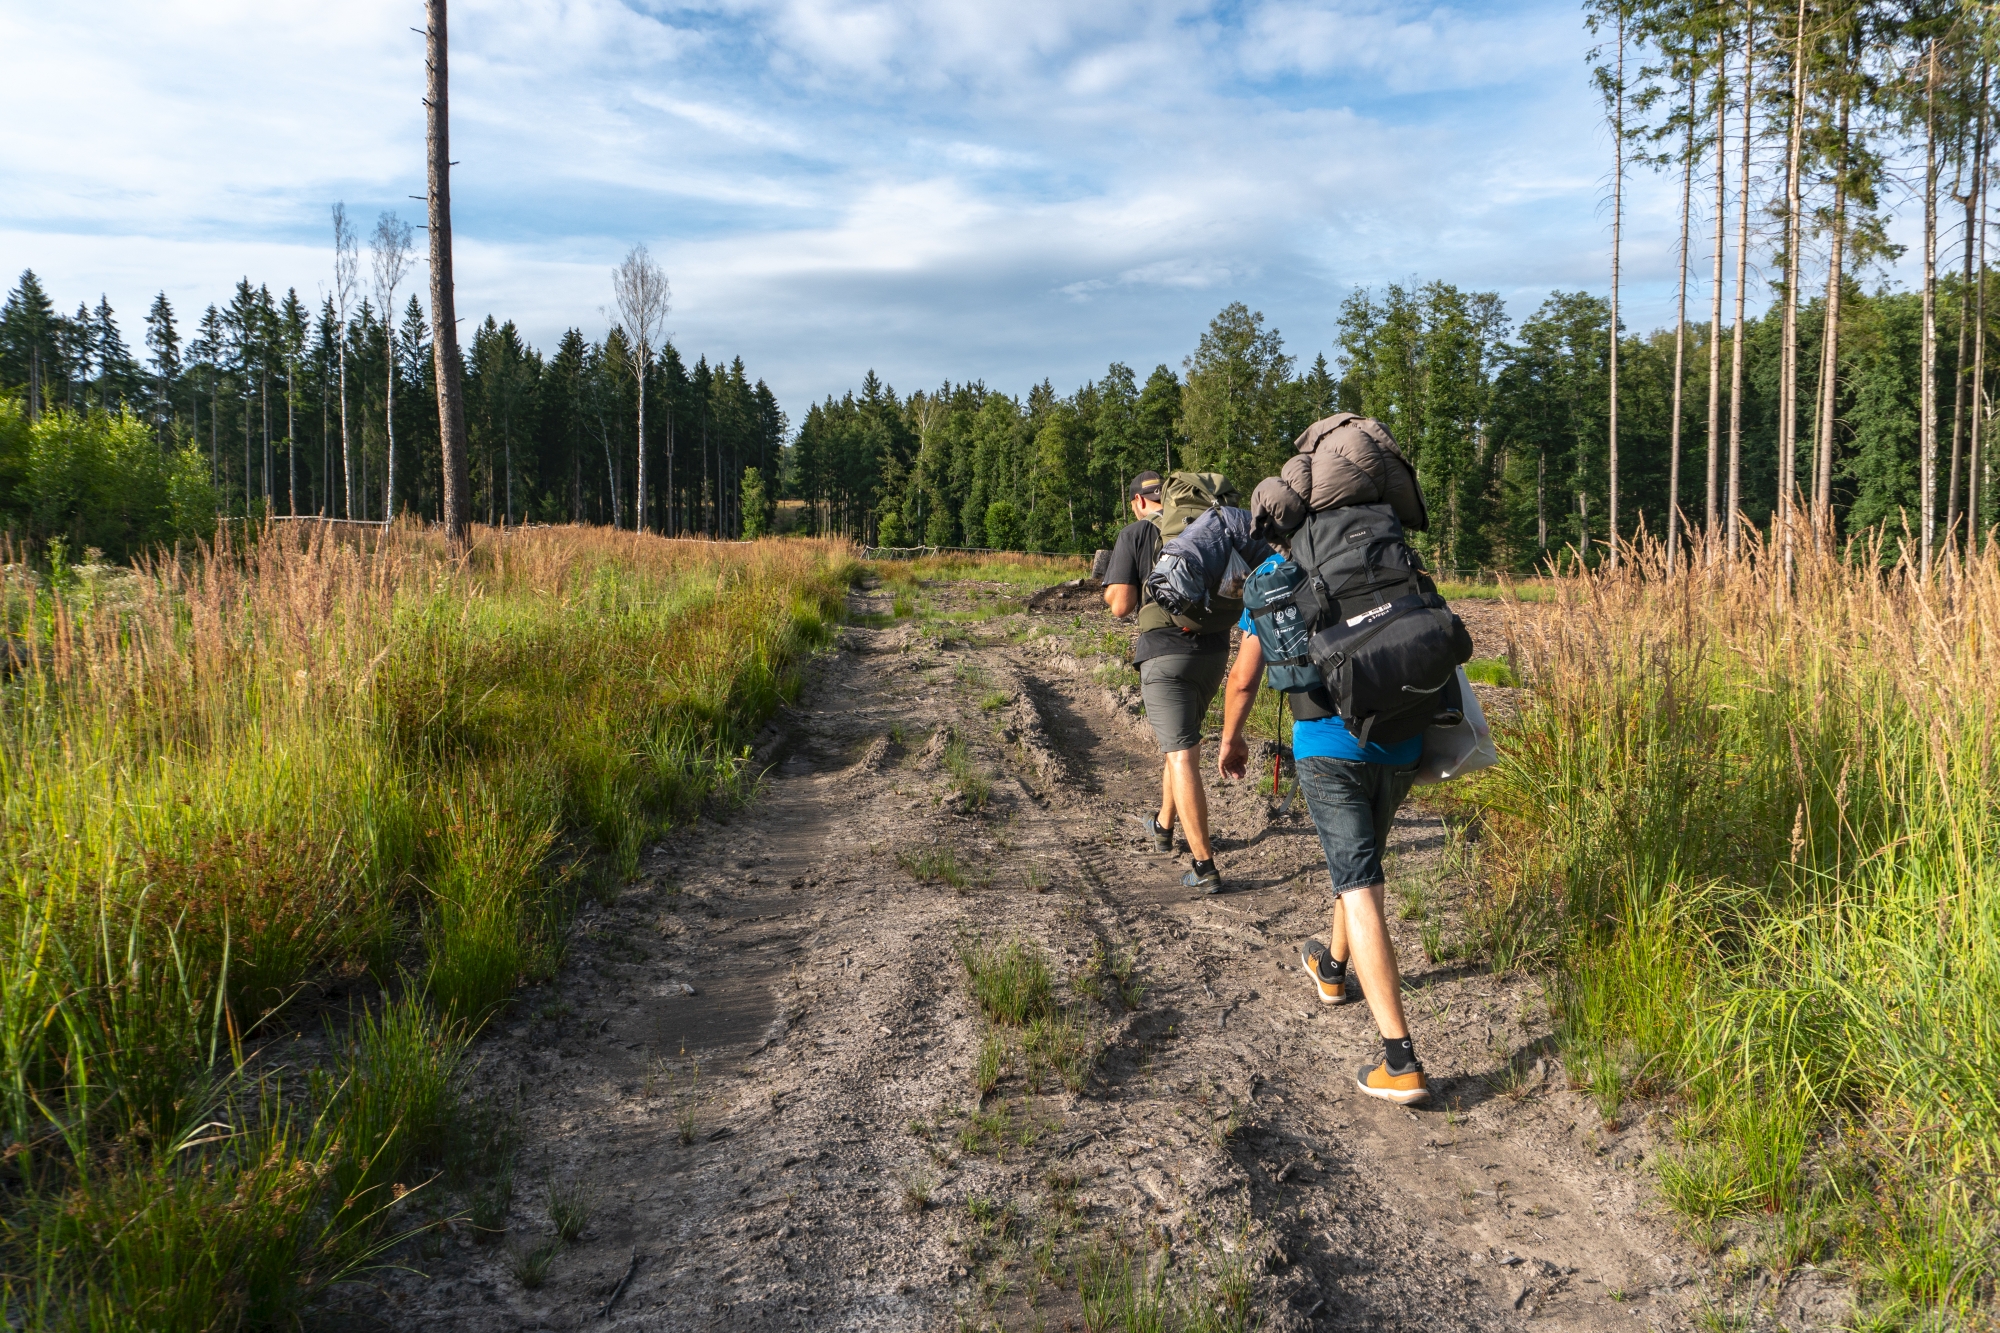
[0,0,1724,410]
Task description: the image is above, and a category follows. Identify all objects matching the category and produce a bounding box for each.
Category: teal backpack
[1242,558,1322,696]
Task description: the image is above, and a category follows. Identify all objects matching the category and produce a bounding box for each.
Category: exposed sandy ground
[339,577,1840,1333]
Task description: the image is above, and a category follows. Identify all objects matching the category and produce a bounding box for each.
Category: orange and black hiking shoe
[1356,1059,1430,1105]
[1299,940,1354,1005]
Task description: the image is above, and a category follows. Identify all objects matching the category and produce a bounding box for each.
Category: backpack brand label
[1346,602,1394,627]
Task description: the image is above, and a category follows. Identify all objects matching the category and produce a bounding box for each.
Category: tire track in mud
[349,580,1722,1333]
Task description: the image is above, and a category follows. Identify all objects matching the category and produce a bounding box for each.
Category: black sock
[1384,1036,1418,1073]
[1326,956,1347,979]
[1192,857,1216,875]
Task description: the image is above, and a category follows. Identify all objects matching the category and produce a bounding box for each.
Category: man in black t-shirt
[1102,472,1231,893]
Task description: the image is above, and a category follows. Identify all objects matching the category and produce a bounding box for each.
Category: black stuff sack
[1305,590,1473,746]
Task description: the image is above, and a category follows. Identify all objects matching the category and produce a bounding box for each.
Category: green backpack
[1153,472,1237,539]
[1135,471,1240,635]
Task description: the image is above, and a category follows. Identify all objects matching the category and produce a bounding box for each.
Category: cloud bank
[2,0,1699,411]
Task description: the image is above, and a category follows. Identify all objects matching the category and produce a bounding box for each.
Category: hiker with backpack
[1102,470,1258,894]
[1217,414,1475,1105]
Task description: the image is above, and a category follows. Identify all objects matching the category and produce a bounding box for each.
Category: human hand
[1218,734,1248,781]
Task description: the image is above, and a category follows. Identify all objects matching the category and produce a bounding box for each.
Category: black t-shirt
[1105,519,1230,663]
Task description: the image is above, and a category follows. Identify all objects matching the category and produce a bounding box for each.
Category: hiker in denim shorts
[1215,552,1430,1104]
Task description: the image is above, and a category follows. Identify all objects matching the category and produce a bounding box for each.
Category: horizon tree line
[0,260,786,538]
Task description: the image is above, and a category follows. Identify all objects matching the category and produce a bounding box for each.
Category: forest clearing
[0,523,1990,1331]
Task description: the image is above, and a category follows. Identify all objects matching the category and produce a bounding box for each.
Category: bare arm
[1218,634,1265,780]
[1103,583,1138,617]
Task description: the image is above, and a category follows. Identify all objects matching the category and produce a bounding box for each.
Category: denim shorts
[1138,652,1229,754]
[1296,754,1419,894]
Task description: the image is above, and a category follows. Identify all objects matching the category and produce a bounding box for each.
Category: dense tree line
[0,261,785,537]
[794,274,1992,574]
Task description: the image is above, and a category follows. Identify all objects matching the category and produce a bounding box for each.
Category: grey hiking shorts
[1138,652,1229,754]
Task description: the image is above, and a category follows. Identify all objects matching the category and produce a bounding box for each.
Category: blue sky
[4,0,1714,414]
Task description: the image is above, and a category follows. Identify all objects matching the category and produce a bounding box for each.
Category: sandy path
[349,578,1716,1333]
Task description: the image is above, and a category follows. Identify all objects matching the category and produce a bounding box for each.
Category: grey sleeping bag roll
[1143,506,1272,620]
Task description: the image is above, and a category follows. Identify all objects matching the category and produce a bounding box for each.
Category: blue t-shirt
[1240,554,1423,766]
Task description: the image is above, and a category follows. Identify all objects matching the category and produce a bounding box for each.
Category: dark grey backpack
[1288,504,1471,744]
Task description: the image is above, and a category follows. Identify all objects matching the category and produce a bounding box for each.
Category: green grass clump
[961,937,1055,1025]
[1463,656,1519,687]
[1471,526,2000,1324]
[942,734,991,809]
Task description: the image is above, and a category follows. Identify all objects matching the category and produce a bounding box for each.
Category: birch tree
[371,212,413,521]
[611,243,671,534]
[331,203,357,519]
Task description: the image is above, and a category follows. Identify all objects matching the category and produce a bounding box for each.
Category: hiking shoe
[1182,859,1224,894]
[1133,813,1174,854]
[1299,939,1354,1005]
[1356,1059,1430,1105]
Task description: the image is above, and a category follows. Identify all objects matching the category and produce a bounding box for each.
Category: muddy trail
[348,576,1750,1333]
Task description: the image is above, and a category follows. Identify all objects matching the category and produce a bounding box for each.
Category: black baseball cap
[1129,471,1163,499]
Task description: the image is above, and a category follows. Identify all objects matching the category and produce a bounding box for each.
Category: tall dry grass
[1470,525,2000,1327]
[0,522,853,1327]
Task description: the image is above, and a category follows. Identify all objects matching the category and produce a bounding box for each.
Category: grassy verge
[0,523,852,1327]
[1463,530,1999,1329]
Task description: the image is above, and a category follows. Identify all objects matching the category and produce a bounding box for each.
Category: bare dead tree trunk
[427,0,471,543]
[1708,31,1729,548]
[333,205,356,519]
[1923,43,1941,577]
[1670,59,1696,574]
[1729,1,1755,560]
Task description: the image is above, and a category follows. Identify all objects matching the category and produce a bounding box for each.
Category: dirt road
[354,576,1716,1332]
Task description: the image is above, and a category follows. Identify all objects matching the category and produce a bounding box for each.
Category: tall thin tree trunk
[320,376,329,516]
[262,371,272,514]
[1922,43,1941,576]
[338,332,351,518]
[1972,64,1991,555]
[636,353,649,533]
[287,363,297,516]
[1816,79,1850,543]
[1537,450,1548,551]
[1948,63,1988,554]
[427,0,472,543]
[1708,33,1729,547]
[667,413,676,537]
[1670,60,1696,573]
[1779,0,1808,568]
[1608,5,1625,569]
[385,326,397,521]
[1728,1,1755,559]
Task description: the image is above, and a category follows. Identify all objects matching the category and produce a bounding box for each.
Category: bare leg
[1339,884,1409,1040]
[1163,747,1212,860]
[1156,761,1176,835]
[1326,896,1349,964]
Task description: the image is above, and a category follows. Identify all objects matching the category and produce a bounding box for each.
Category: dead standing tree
[331,204,358,519]
[371,212,413,521]
[612,244,671,535]
[426,0,471,544]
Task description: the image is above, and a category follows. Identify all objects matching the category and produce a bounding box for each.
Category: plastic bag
[1413,666,1498,785]
[1217,545,1252,601]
